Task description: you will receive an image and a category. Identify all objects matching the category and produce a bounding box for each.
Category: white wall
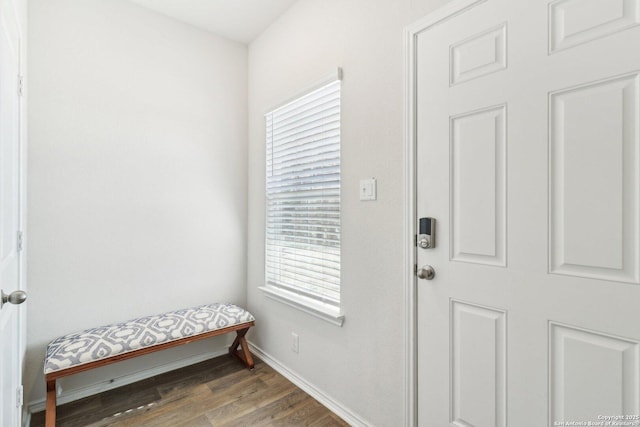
[247,0,449,425]
[25,0,247,406]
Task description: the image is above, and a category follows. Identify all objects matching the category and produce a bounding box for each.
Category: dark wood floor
[30,355,349,426]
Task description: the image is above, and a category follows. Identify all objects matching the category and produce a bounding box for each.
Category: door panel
[0,0,22,425]
[413,0,640,425]
[450,300,507,427]
[450,104,507,266]
[450,23,507,86]
[549,0,640,53]
[549,323,639,421]
[549,73,639,283]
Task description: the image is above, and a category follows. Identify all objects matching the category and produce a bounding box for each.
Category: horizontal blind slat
[272,103,340,139]
[269,129,340,156]
[265,250,340,269]
[266,241,340,255]
[266,262,340,283]
[270,147,340,171]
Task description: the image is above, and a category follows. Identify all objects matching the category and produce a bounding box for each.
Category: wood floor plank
[204,370,297,424]
[29,355,346,427]
[276,400,335,426]
[156,357,242,398]
[223,389,309,426]
[309,413,351,427]
[129,380,293,427]
[174,414,213,427]
[254,395,331,427]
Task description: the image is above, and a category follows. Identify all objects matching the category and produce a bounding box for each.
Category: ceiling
[128,0,299,44]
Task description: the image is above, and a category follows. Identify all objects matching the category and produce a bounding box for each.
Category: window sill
[258,286,345,327]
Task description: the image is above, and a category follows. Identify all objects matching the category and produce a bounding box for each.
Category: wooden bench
[43,303,255,427]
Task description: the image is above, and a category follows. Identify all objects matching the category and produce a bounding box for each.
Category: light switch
[359,178,377,201]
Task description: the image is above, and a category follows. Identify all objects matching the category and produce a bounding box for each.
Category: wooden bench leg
[229,327,254,369]
[46,379,56,427]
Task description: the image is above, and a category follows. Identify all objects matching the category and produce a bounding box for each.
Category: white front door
[0,0,24,425]
[413,0,640,425]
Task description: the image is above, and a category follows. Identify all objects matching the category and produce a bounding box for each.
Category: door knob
[416,265,435,280]
[1,290,27,308]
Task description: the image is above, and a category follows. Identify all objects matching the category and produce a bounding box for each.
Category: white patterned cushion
[44,303,255,374]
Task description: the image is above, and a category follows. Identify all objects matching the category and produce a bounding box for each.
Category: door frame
[402,1,488,425]
[18,0,27,415]
[0,0,27,422]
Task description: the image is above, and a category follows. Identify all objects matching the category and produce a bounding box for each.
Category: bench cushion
[44,303,254,374]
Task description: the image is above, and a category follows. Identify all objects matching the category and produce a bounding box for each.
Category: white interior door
[0,0,24,425]
[413,0,640,425]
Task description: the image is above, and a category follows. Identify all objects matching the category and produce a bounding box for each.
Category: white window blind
[265,79,341,309]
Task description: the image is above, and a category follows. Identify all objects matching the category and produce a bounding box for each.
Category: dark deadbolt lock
[418,217,436,249]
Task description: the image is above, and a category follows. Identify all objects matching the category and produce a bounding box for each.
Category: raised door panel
[550,323,640,422]
[549,73,639,283]
[450,301,507,427]
[549,0,640,53]
[450,24,508,86]
[450,105,507,267]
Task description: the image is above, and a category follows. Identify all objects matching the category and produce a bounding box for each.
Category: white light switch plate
[359,178,377,201]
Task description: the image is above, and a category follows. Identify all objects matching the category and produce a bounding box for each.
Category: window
[261,74,342,325]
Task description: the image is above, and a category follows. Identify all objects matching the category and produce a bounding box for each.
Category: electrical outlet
[291,332,299,353]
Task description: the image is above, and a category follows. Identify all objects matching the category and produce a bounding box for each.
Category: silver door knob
[1,290,27,308]
[417,265,435,280]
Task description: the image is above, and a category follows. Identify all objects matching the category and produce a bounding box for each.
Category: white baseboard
[27,348,228,416]
[248,341,370,427]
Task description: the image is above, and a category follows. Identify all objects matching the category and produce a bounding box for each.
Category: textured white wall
[247,0,450,425]
[26,0,247,405]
